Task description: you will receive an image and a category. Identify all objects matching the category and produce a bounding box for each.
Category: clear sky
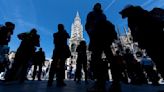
[0,0,164,59]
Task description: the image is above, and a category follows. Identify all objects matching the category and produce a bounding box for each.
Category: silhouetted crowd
[0,2,164,92]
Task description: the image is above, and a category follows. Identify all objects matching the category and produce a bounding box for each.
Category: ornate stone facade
[68,12,84,64]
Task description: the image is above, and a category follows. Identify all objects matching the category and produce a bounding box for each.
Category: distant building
[112,26,140,55]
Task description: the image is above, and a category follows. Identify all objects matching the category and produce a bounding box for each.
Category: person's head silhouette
[120,5,145,18]
[5,22,15,34]
[119,5,134,18]
[58,24,64,31]
[93,3,102,12]
[30,28,37,34]
[80,40,86,46]
[39,47,42,51]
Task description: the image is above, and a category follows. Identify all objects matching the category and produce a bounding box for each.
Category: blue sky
[0,0,164,59]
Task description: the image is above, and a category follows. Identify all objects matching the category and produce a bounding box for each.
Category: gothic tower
[69,11,84,53]
[69,11,84,64]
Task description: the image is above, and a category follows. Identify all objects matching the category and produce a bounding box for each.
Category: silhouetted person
[123,48,147,85]
[85,3,117,92]
[47,24,71,87]
[101,57,110,82]
[0,22,15,45]
[0,22,15,73]
[123,48,136,83]
[74,40,88,84]
[150,8,164,21]
[114,50,128,84]
[120,5,164,79]
[5,28,40,83]
[32,48,45,81]
[67,62,73,79]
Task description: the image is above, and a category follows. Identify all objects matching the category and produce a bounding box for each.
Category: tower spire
[74,11,81,22]
[76,11,79,17]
